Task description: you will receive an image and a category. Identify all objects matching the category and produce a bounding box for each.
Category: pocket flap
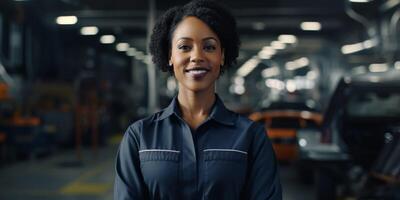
[139,149,180,162]
[204,149,247,162]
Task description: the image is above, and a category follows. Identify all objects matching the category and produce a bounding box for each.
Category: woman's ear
[168,51,173,66]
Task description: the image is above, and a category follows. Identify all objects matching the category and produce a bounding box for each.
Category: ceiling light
[262,47,276,55]
[126,48,137,56]
[262,67,280,78]
[278,34,297,44]
[349,0,372,2]
[395,61,400,70]
[56,16,78,25]
[271,41,286,50]
[233,76,245,85]
[300,22,321,31]
[285,57,310,70]
[100,35,115,44]
[80,26,98,35]
[237,56,261,77]
[341,42,364,54]
[306,70,318,80]
[286,79,297,92]
[369,63,388,72]
[341,38,377,54]
[116,43,129,52]
[265,79,285,90]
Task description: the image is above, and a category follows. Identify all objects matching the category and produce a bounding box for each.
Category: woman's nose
[190,47,205,63]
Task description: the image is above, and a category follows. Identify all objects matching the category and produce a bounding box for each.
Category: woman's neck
[177,88,216,129]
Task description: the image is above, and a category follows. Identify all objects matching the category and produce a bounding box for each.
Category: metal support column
[146,0,158,114]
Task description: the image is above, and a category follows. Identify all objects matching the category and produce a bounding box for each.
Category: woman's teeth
[187,69,208,75]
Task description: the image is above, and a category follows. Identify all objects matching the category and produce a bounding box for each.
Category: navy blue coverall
[114,96,282,200]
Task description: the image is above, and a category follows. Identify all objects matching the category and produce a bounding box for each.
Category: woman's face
[170,16,224,93]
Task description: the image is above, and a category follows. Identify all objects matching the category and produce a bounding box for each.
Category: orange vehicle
[249,110,323,162]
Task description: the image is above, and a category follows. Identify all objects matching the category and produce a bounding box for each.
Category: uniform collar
[158,94,235,126]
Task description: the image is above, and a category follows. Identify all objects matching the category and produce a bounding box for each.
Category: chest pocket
[139,150,180,198]
[203,149,248,199]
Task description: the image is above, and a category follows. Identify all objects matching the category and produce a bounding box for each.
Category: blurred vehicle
[249,102,323,162]
[307,71,400,200]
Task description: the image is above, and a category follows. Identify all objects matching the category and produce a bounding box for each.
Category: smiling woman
[114,1,282,199]
[170,16,223,94]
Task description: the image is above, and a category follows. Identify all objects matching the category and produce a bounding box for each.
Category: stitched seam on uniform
[203,149,247,155]
[138,149,180,153]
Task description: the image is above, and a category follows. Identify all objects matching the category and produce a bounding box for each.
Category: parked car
[249,102,323,162]
[306,71,400,200]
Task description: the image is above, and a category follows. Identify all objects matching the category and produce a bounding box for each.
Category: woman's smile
[185,66,211,79]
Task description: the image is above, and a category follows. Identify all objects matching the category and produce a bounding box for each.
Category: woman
[114,1,282,199]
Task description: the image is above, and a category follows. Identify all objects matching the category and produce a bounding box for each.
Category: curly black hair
[149,0,240,74]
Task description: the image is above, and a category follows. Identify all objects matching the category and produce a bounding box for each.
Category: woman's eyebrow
[202,37,218,42]
[177,37,193,42]
[176,37,218,42]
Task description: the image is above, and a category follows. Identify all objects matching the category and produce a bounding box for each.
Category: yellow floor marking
[59,160,113,195]
[109,134,123,145]
[60,182,111,195]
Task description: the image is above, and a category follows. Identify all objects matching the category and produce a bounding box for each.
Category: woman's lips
[185,69,209,79]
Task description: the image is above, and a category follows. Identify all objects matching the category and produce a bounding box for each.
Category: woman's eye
[178,45,191,51]
[204,45,216,51]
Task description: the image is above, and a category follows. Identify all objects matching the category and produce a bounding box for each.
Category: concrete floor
[0,143,315,200]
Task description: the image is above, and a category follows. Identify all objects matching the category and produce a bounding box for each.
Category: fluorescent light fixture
[262,67,280,78]
[306,70,318,80]
[381,0,400,10]
[285,57,310,70]
[395,61,400,70]
[234,85,245,95]
[286,79,297,92]
[230,84,246,95]
[126,48,137,56]
[233,76,245,85]
[258,46,276,59]
[341,38,378,54]
[100,35,115,44]
[369,63,388,72]
[265,79,285,90]
[80,26,98,35]
[261,47,276,55]
[271,41,286,50]
[56,16,78,25]
[116,43,129,52]
[341,42,364,54]
[363,38,378,48]
[349,0,372,2]
[300,22,321,31]
[278,34,297,44]
[351,66,367,75]
[237,56,261,77]
[258,52,271,59]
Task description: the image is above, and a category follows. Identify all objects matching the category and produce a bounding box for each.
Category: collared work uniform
[115,96,282,200]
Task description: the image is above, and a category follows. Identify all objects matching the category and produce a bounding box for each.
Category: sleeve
[242,123,282,200]
[114,124,148,200]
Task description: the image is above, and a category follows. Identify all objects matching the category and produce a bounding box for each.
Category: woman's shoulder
[126,108,169,131]
[231,110,263,130]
